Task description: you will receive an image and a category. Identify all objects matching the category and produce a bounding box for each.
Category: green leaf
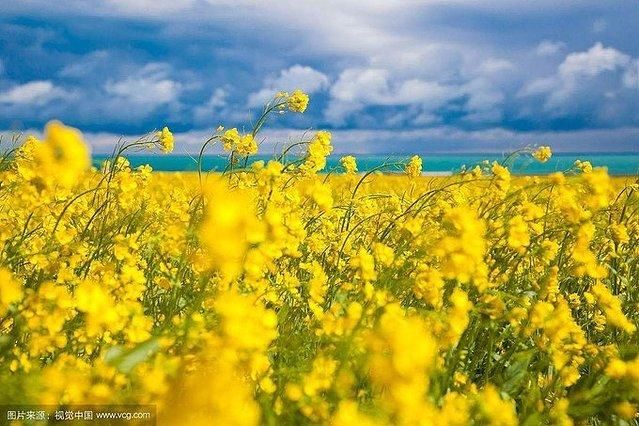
[521,412,541,426]
[106,338,160,373]
[501,350,535,395]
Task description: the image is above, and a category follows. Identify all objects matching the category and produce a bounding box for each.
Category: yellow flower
[574,159,593,173]
[214,289,278,352]
[221,128,258,156]
[349,248,377,282]
[372,242,394,267]
[540,240,559,262]
[368,305,437,420]
[443,288,473,346]
[507,215,530,253]
[300,131,332,174]
[436,206,487,285]
[413,266,444,308]
[302,355,338,397]
[2,90,639,425]
[591,282,636,333]
[332,401,378,426]
[221,128,241,151]
[75,280,122,336]
[614,401,637,420]
[165,358,260,426]
[21,121,91,188]
[288,89,309,113]
[405,155,422,178]
[610,223,630,245]
[304,180,333,212]
[340,155,358,174]
[237,133,258,156]
[0,268,22,314]
[477,385,517,426]
[157,126,174,153]
[533,146,552,162]
[199,181,262,280]
[605,358,627,378]
[491,162,511,192]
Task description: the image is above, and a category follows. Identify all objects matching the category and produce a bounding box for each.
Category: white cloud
[193,87,229,122]
[59,50,110,77]
[204,88,227,108]
[104,63,181,107]
[247,65,330,108]
[477,58,515,75]
[0,80,70,105]
[329,68,387,103]
[2,0,637,136]
[559,42,630,78]
[325,55,515,126]
[518,43,637,119]
[105,78,178,104]
[535,40,566,56]
[325,68,459,124]
[462,79,504,121]
[548,44,632,110]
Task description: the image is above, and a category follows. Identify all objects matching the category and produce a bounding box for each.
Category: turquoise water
[93,153,639,176]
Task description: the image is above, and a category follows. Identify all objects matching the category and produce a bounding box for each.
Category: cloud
[193,87,230,123]
[0,80,70,105]
[461,79,504,123]
[1,1,638,150]
[558,42,630,78]
[535,40,566,56]
[59,50,111,78]
[517,43,638,125]
[324,55,517,127]
[104,63,181,107]
[477,58,515,74]
[325,68,460,125]
[247,65,330,108]
[551,43,633,109]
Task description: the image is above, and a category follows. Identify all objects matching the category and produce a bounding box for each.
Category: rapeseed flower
[533,146,552,162]
[288,89,309,113]
[0,268,22,315]
[340,155,358,174]
[405,155,422,178]
[0,90,636,426]
[157,126,174,153]
[18,121,91,188]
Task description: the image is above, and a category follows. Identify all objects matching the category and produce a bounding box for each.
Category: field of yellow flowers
[1,91,639,425]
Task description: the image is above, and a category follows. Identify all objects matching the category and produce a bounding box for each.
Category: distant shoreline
[93,153,639,176]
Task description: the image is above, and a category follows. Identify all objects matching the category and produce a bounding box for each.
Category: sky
[1,1,638,154]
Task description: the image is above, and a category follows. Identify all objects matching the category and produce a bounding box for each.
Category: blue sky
[1,1,638,153]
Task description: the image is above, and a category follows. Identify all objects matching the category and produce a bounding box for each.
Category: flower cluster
[0,92,638,425]
[533,145,553,162]
[221,128,258,156]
